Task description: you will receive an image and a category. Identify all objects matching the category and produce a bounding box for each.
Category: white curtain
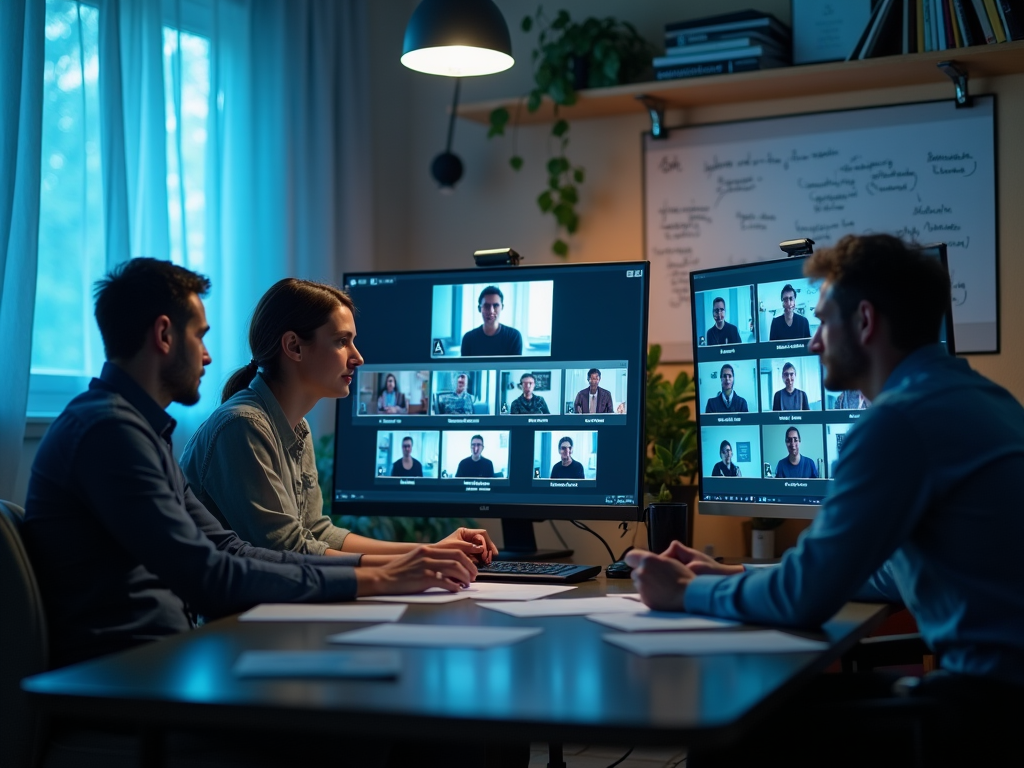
[179,0,374,443]
[0,0,44,501]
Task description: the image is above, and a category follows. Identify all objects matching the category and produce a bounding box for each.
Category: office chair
[0,500,47,768]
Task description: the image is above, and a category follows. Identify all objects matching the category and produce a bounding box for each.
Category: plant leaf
[552,239,569,257]
[509,156,523,171]
[552,119,569,138]
[573,168,585,183]
[537,190,553,212]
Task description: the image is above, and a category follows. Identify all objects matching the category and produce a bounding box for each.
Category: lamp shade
[401,0,514,77]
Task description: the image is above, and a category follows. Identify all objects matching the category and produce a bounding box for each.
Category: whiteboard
[643,97,998,361]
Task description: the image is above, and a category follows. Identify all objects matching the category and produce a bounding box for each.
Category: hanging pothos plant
[488,7,654,256]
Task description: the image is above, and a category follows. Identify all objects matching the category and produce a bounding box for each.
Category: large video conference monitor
[690,243,954,520]
[333,261,650,556]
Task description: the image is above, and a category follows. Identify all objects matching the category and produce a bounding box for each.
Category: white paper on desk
[462,582,576,601]
[239,604,407,622]
[604,630,829,657]
[358,590,470,605]
[328,623,542,649]
[234,650,401,679]
[478,596,648,618]
[587,612,739,632]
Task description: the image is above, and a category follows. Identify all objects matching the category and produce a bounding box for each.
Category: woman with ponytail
[179,278,497,566]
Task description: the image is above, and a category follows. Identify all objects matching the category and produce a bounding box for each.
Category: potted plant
[488,7,654,256]
[316,435,476,542]
[644,344,698,504]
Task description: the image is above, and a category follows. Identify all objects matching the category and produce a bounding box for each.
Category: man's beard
[821,321,869,392]
[163,342,202,406]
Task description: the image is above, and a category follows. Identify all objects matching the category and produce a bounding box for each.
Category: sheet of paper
[359,583,575,603]
[478,596,648,618]
[358,591,470,605]
[587,612,739,632]
[328,623,542,649]
[604,630,829,657]
[463,582,576,601]
[239,604,407,622]
[234,650,401,679]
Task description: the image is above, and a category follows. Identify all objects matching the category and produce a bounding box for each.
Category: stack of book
[850,0,1023,60]
[654,10,792,81]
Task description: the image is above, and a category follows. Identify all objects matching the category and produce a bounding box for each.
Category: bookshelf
[456,40,1024,125]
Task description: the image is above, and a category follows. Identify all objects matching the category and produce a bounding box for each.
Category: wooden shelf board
[457,41,1024,125]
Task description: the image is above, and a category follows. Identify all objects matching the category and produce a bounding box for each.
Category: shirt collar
[879,343,952,396]
[249,373,308,456]
[94,362,177,444]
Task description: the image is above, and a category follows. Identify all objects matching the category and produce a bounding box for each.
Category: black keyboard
[475,561,601,583]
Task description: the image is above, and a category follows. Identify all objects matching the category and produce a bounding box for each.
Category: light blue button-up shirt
[685,345,1024,685]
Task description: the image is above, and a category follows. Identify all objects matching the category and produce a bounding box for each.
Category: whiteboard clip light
[635,95,668,139]
[938,61,972,109]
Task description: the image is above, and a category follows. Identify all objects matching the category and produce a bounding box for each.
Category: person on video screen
[550,436,585,479]
[712,440,742,477]
[460,286,523,356]
[376,373,408,414]
[510,373,549,414]
[705,364,749,413]
[455,434,495,478]
[834,389,870,410]
[441,373,475,414]
[573,368,613,414]
[706,297,742,346]
[769,284,811,341]
[774,427,818,479]
[772,362,810,411]
[391,436,423,477]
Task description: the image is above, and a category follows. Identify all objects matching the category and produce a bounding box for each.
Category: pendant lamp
[401,0,514,77]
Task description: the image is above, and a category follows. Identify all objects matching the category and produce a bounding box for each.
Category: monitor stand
[495,519,573,561]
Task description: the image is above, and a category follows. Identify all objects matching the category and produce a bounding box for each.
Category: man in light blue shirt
[627,234,1023,764]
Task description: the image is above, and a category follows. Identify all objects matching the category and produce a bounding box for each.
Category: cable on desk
[548,519,570,551]
[607,746,634,767]
[570,520,616,563]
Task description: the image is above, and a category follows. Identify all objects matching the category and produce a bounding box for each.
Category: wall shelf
[457,40,1024,125]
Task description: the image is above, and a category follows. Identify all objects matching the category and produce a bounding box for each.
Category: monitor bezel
[331,260,650,523]
[690,244,956,520]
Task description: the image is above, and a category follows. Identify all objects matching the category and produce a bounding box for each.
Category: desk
[23,580,887,752]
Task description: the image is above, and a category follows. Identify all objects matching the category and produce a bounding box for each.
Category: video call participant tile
[438,430,511,485]
[374,431,440,482]
[429,280,553,358]
[759,357,823,413]
[825,422,853,479]
[824,387,871,411]
[563,365,628,415]
[694,285,755,348]
[757,278,819,343]
[356,370,429,416]
[499,369,562,416]
[762,423,825,480]
[429,369,496,416]
[532,431,598,485]
[700,425,761,479]
[698,360,757,416]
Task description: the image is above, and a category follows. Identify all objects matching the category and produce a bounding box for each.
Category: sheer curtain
[183,0,374,443]
[0,0,44,501]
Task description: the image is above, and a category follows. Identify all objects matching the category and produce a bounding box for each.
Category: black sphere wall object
[432,151,463,190]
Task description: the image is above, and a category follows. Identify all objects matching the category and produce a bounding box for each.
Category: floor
[529,744,686,768]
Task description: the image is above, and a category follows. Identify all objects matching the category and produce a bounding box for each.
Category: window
[29,0,210,416]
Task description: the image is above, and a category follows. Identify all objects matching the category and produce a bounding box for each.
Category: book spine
[999,0,1024,40]
[653,57,775,80]
[953,0,981,43]
[982,0,1009,39]
[949,0,965,45]
[654,45,764,68]
[942,0,957,45]
[903,0,912,53]
[970,0,999,40]
[923,0,935,48]
[935,0,949,47]
[665,27,790,48]
[921,0,929,48]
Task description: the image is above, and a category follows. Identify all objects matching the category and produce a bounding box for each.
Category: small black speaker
[646,503,692,553]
